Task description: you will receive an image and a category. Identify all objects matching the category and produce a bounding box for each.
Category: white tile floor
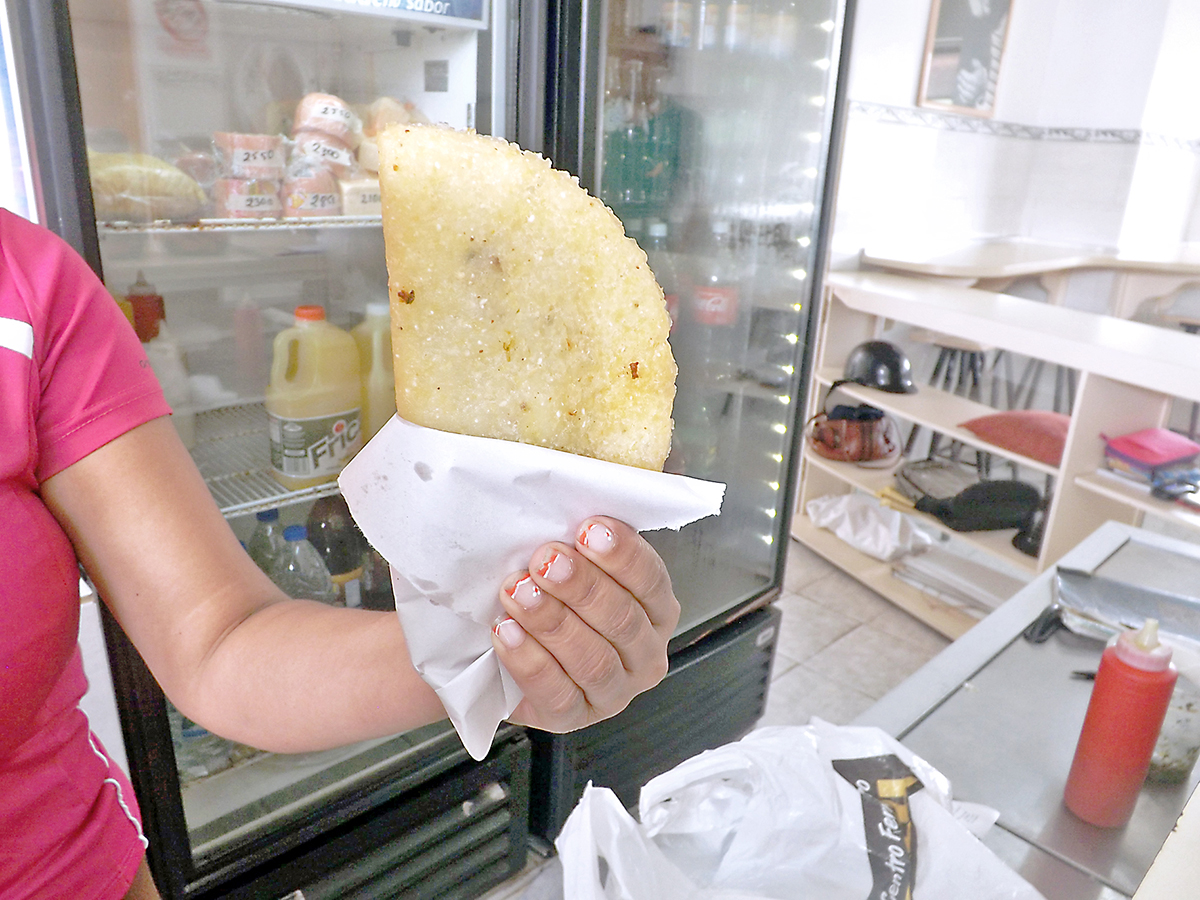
[480,535,952,898]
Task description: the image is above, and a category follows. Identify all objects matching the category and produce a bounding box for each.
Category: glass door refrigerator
[8,0,853,893]
[12,2,535,898]
[523,0,854,840]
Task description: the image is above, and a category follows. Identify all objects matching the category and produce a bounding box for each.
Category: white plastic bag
[806,492,933,562]
[555,721,1044,900]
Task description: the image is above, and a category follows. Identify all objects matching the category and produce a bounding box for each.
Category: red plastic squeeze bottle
[126,270,165,342]
[1063,619,1177,828]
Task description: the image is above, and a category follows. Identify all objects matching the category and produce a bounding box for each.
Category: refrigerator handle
[6,0,102,277]
[540,0,603,188]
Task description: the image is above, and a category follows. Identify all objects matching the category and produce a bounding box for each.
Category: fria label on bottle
[268,409,363,479]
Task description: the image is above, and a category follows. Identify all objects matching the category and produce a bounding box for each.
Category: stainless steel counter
[855,522,1200,900]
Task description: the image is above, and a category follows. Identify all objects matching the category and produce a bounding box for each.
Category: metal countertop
[855,522,1200,900]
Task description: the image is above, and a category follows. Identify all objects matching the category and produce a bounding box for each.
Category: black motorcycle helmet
[841,340,917,394]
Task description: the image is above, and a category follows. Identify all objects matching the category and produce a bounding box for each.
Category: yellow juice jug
[352,301,396,442]
[266,305,363,489]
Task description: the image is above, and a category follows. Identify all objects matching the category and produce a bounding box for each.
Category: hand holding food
[492,517,679,732]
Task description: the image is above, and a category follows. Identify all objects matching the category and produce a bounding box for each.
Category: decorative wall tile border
[849,100,1200,152]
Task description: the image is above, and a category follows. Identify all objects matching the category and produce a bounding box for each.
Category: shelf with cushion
[812,369,1064,478]
[795,270,1200,638]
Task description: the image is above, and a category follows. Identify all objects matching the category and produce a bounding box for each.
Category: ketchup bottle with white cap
[1064,618,1177,827]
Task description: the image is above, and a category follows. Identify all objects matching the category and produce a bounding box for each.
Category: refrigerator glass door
[62,0,511,886]
[0,0,36,220]
[592,0,847,641]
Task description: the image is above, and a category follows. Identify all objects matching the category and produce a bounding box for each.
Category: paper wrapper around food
[338,415,726,760]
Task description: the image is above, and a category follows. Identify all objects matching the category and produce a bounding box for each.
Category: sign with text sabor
[244,0,487,28]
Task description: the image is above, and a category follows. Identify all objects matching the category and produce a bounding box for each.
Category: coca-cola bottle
[688,218,745,383]
[673,217,746,477]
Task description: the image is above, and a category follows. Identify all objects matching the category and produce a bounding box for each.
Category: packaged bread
[88,151,207,223]
[361,96,430,137]
[213,177,281,218]
[282,158,340,217]
[293,92,362,147]
[378,125,676,471]
[339,174,382,216]
[213,132,285,180]
[356,136,380,173]
[293,129,356,176]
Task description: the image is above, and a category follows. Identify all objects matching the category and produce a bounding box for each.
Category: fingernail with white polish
[494,617,526,649]
[508,574,542,610]
[581,522,614,553]
[538,552,572,583]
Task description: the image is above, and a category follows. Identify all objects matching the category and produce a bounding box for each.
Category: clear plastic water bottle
[246,508,286,575]
[168,702,234,782]
[644,220,682,333]
[270,524,339,605]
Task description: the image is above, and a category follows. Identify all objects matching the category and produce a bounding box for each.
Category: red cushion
[959,410,1070,467]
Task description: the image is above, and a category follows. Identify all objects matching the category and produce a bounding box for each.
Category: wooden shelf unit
[794,270,1200,637]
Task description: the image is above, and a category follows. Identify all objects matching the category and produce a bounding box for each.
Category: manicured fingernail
[538,552,572,583]
[580,522,614,553]
[493,617,526,649]
[507,574,542,610]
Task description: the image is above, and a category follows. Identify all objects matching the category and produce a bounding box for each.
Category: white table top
[860,238,1200,280]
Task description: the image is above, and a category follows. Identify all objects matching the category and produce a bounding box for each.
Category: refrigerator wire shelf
[98,216,383,235]
[190,402,339,517]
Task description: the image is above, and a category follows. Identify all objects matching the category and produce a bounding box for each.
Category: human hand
[491,516,680,732]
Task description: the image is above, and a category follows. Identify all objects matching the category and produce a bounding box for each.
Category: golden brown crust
[378,125,675,470]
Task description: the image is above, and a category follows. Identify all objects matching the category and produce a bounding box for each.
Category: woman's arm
[42,417,444,752]
[42,417,679,751]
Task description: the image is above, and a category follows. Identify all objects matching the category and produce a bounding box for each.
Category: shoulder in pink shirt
[0,209,170,898]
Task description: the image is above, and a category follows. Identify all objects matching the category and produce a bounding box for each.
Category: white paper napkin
[339,415,726,759]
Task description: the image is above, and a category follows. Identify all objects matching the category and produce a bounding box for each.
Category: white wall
[832,0,1197,265]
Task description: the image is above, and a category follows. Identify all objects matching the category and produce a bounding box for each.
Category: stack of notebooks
[1103,427,1200,508]
[1103,427,1200,484]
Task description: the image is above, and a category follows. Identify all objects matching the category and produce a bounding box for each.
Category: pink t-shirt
[0,209,171,897]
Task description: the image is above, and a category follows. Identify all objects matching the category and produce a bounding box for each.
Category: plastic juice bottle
[1063,619,1177,828]
[352,302,396,442]
[266,305,363,490]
